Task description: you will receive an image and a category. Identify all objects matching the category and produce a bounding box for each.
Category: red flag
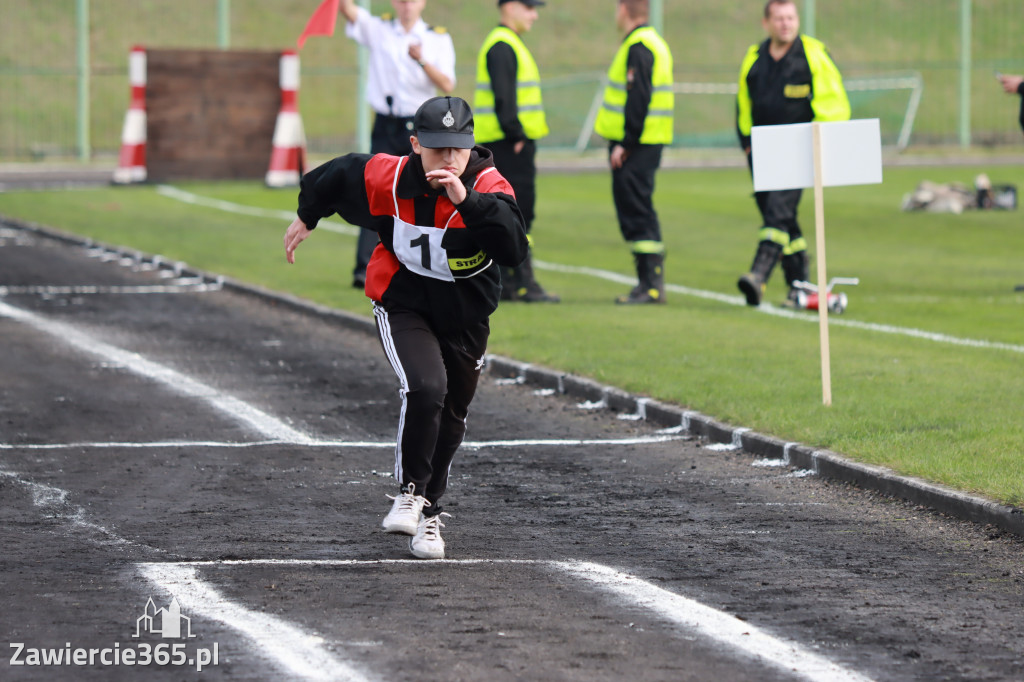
[297,0,339,50]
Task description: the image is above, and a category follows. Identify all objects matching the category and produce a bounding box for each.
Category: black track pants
[373,304,489,509]
[611,143,663,244]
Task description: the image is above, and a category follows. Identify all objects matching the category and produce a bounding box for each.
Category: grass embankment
[5,1,1024,154]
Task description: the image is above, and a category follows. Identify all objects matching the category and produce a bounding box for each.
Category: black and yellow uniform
[594,24,674,304]
[736,34,849,306]
[474,23,558,302]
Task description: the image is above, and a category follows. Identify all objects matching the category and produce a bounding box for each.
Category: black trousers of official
[353,115,416,281]
[610,143,663,244]
[373,304,489,512]
[754,188,803,241]
[746,152,804,242]
[484,139,537,232]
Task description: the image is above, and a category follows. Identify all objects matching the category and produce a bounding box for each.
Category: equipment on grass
[788,277,859,315]
[901,174,1017,214]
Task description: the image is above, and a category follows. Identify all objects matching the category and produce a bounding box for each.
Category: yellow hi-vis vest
[474,26,549,144]
[594,26,674,145]
[736,35,850,138]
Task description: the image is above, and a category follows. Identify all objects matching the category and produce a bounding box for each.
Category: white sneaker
[409,512,451,560]
[382,485,427,535]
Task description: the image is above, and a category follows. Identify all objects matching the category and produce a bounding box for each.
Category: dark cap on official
[498,0,546,7]
[413,96,475,149]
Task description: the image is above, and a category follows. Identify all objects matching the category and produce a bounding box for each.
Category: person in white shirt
[339,0,457,288]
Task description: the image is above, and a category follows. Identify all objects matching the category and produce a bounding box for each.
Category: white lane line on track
[555,560,876,682]
[3,465,357,679]
[0,283,223,295]
[4,450,865,682]
[0,300,315,444]
[0,468,151,549]
[137,563,371,682]
[0,435,687,451]
[152,558,874,682]
[155,186,1024,356]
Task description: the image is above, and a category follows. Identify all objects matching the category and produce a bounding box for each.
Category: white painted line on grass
[0,434,688,451]
[0,300,314,444]
[156,187,1024,355]
[539,261,1024,355]
[555,560,876,682]
[156,185,359,237]
[137,562,371,682]
[157,558,874,682]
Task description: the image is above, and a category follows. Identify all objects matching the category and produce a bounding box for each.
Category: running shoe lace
[386,492,426,511]
[419,512,451,540]
[385,484,429,513]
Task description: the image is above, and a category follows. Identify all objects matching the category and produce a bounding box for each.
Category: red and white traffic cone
[113,46,147,184]
[265,50,307,188]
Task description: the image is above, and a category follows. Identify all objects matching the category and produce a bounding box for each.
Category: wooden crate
[146,49,280,181]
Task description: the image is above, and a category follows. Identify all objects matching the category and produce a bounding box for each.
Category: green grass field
[2,161,1023,506]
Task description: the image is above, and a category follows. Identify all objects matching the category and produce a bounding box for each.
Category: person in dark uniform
[473,0,559,303]
[997,72,1024,134]
[997,71,1024,291]
[283,96,528,559]
[338,0,457,289]
[735,0,849,307]
[594,0,674,305]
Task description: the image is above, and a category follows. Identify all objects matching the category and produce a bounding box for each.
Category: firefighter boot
[616,253,666,304]
[514,250,560,303]
[780,250,809,308]
[737,241,782,307]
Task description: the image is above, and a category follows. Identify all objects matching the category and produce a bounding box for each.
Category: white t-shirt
[346,7,456,117]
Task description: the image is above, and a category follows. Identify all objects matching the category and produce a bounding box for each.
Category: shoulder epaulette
[380,12,393,21]
[429,25,448,34]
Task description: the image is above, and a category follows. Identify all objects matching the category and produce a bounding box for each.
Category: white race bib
[391,217,454,281]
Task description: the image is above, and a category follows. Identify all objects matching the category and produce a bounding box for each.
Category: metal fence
[1,0,1022,161]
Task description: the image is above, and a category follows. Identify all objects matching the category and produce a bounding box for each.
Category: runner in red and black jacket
[283,96,527,559]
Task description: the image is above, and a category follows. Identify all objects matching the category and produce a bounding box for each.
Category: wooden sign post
[811,122,831,405]
[751,119,883,405]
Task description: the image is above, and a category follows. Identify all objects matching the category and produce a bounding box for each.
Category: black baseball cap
[413,96,475,149]
[498,0,546,6]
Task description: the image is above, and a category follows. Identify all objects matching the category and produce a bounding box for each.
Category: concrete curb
[484,355,1024,538]
[6,215,1024,538]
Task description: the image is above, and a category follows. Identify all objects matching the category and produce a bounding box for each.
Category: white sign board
[751,119,883,192]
